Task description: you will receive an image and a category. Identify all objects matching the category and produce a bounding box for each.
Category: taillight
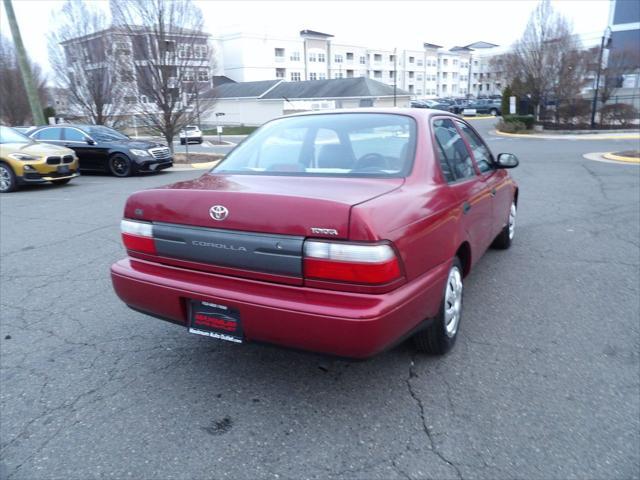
[121,219,156,254]
[303,241,402,284]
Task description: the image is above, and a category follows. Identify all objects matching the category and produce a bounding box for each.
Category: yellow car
[0,125,79,193]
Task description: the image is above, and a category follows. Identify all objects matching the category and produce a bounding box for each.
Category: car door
[62,127,102,171]
[456,120,511,238]
[432,118,494,256]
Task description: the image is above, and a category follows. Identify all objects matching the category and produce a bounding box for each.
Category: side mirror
[85,137,95,145]
[496,153,519,168]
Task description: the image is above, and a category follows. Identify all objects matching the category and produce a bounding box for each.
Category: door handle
[462,202,471,214]
[490,188,497,197]
[64,143,73,147]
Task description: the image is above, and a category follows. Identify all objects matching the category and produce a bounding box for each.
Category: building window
[177,45,191,58]
[409,56,414,63]
[359,56,366,64]
[389,54,395,62]
[389,71,395,79]
[346,70,354,77]
[417,88,422,95]
[417,59,423,66]
[334,72,344,79]
[124,96,137,104]
[374,54,382,62]
[197,68,209,82]
[275,47,285,57]
[346,52,354,60]
[408,71,414,79]
[373,70,382,78]
[318,73,326,80]
[310,72,317,80]
[193,45,207,59]
[334,54,343,63]
[442,85,447,93]
[417,74,423,81]
[290,51,300,61]
[183,68,194,81]
[276,68,285,78]
[453,59,458,66]
[309,53,317,62]
[443,58,448,66]
[408,85,414,93]
[442,72,448,80]
[291,72,301,81]
[318,53,326,62]
[120,70,134,82]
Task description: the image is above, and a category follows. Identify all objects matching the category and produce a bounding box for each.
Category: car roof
[280,107,460,122]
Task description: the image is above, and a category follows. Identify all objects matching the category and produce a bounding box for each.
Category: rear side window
[456,121,494,173]
[432,119,475,181]
[32,128,62,141]
[213,113,416,177]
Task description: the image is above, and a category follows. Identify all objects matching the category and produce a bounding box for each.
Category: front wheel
[0,163,17,193]
[109,154,132,177]
[413,257,463,355]
[492,201,516,249]
[490,108,498,116]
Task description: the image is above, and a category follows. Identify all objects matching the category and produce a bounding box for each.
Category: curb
[603,152,640,164]
[583,152,640,166]
[494,130,640,140]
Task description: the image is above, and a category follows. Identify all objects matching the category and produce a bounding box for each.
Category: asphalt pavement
[1,119,638,479]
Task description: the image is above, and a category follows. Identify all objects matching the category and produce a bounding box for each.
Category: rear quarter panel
[349,112,467,281]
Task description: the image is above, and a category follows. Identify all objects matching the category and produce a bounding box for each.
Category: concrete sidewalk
[494,129,640,140]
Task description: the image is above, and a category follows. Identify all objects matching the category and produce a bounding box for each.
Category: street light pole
[590,27,612,129]
[393,48,397,106]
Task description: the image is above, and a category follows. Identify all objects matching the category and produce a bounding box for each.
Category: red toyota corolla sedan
[111,109,519,358]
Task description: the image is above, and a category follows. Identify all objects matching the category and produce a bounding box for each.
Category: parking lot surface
[1,120,638,479]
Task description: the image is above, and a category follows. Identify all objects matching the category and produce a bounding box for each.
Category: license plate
[188,300,243,343]
[57,165,70,174]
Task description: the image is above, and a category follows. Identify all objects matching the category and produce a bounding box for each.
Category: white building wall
[207,98,284,125]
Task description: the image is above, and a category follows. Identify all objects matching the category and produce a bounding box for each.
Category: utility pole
[3,0,45,125]
[591,27,611,128]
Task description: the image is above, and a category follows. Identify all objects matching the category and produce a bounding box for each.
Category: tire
[51,178,71,185]
[413,257,463,355]
[492,201,516,249]
[0,163,17,193]
[108,154,133,177]
[490,108,498,116]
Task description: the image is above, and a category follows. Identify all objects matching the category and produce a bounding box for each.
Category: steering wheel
[354,153,390,171]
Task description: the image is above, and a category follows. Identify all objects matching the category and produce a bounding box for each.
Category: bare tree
[502,0,575,120]
[110,0,216,149]
[0,35,48,125]
[48,0,129,126]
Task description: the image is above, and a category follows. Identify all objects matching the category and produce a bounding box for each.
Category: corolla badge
[209,205,229,221]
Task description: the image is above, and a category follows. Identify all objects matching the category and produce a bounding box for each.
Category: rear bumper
[110,258,449,358]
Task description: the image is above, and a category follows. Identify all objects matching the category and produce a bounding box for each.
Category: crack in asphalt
[406,353,463,480]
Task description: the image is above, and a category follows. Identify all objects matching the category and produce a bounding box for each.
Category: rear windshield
[212,113,416,177]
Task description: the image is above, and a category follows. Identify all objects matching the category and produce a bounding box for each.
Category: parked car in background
[462,99,502,116]
[0,125,79,193]
[411,100,451,112]
[111,108,519,359]
[179,125,203,145]
[28,124,173,177]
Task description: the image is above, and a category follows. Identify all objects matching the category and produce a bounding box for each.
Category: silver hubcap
[444,266,463,337]
[508,203,517,240]
[0,166,10,191]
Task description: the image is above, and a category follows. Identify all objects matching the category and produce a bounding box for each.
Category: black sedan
[28,125,173,177]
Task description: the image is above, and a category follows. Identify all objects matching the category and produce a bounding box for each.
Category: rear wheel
[0,163,17,193]
[492,202,516,249]
[413,257,463,355]
[109,154,132,177]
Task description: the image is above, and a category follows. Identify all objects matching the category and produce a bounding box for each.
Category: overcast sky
[1,0,611,78]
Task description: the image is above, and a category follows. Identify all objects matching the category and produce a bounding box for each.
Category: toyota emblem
[209,205,229,221]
